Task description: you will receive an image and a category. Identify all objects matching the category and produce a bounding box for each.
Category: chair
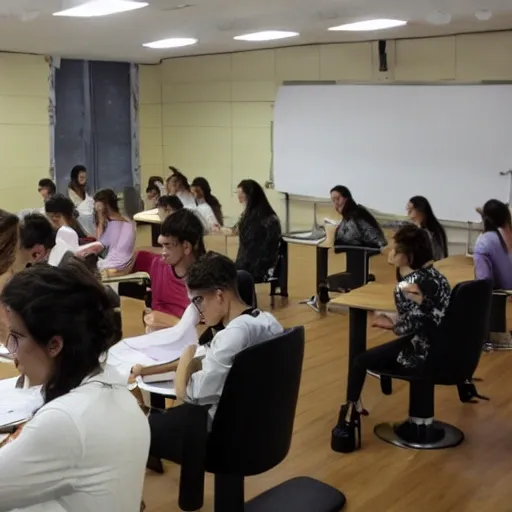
[485,290,512,350]
[373,279,492,450]
[176,327,346,512]
[123,186,144,220]
[268,239,289,307]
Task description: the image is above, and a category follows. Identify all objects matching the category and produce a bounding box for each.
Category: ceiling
[1,0,512,63]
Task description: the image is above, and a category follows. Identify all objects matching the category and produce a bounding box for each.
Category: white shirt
[0,366,150,512]
[177,191,196,208]
[188,202,219,234]
[186,311,283,421]
[48,226,79,267]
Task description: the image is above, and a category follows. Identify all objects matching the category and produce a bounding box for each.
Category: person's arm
[132,360,179,378]
[474,251,494,282]
[76,241,104,257]
[0,408,82,511]
[175,345,201,400]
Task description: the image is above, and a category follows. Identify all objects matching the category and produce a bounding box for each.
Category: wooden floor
[3,242,512,511]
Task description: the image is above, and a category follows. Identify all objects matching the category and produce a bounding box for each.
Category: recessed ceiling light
[234,30,299,42]
[143,38,198,49]
[53,0,148,18]
[328,19,407,31]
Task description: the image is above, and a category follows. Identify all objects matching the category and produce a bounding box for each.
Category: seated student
[0,263,149,511]
[331,225,451,453]
[38,178,56,204]
[146,184,161,209]
[190,177,223,233]
[45,193,90,243]
[132,208,205,331]
[407,196,448,261]
[78,189,136,276]
[166,167,196,208]
[148,252,283,460]
[67,164,89,207]
[157,194,183,222]
[148,175,165,196]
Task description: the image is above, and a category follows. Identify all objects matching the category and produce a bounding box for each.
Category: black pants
[347,337,420,402]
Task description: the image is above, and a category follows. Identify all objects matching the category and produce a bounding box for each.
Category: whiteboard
[273,84,512,222]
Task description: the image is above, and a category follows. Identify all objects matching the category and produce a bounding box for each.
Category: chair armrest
[102,271,150,284]
[493,289,512,297]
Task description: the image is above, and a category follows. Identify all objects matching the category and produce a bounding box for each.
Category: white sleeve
[186,326,246,405]
[0,407,83,511]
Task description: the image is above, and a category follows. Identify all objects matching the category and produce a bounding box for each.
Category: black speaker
[378,40,388,72]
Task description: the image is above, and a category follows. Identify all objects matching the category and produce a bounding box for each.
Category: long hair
[0,210,19,275]
[394,224,434,271]
[1,262,116,404]
[409,196,448,258]
[169,167,191,192]
[482,199,511,253]
[330,185,382,232]
[93,188,126,225]
[192,177,224,226]
[68,165,87,201]
[237,179,276,229]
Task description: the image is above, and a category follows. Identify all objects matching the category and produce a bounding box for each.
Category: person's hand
[401,283,423,304]
[371,314,394,330]
[131,364,144,378]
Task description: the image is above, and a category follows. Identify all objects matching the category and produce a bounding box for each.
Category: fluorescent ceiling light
[329,19,407,31]
[234,30,299,42]
[143,38,198,49]
[54,0,148,18]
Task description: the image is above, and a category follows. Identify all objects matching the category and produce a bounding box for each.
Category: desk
[330,255,475,400]
[134,209,161,246]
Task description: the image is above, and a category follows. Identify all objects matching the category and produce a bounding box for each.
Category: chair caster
[368,274,376,283]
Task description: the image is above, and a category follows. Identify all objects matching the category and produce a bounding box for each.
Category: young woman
[407,196,448,261]
[67,165,88,207]
[0,263,149,511]
[331,224,451,453]
[331,186,387,248]
[148,252,283,460]
[166,167,196,208]
[77,189,135,276]
[191,177,223,233]
[145,184,161,208]
[45,194,90,243]
[157,194,183,222]
[234,179,282,282]
[148,175,165,196]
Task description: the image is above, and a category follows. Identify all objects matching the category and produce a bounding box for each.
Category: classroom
[0,1,512,511]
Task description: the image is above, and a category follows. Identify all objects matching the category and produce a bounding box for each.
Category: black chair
[123,186,144,220]
[373,279,492,450]
[268,239,289,307]
[175,327,346,512]
[485,290,512,350]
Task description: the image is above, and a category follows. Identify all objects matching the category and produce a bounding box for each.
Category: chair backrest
[123,186,144,219]
[207,326,305,476]
[428,279,492,383]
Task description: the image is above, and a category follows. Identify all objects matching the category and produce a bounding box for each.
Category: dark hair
[482,199,511,253]
[409,196,448,259]
[330,185,383,232]
[93,188,119,213]
[148,176,163,187]
[169,168,190,191]
[187,251,238,294]
[161,208,206,257]
[38,179,56,196]
[68,165,87,201]
[237,179,276,227]
[1,262,116,404]
[19,214,56,251]
[157,195,183,211]
[146,185,160,196]
[192,177,224,226]
[394,224,433,270]
[45,194,75,220]
[0,210,19,275]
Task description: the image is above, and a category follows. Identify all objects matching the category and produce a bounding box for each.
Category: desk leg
[345,307,368,401]
[316,246,329,293]
[280,241,289,297]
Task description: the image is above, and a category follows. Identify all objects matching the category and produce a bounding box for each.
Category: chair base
[374,419,464,450]
[245,477,346,512]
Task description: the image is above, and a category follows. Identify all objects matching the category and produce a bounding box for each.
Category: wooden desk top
[330,255,475,312]
[134,210,160,225]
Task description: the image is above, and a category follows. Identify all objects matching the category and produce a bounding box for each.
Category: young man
[18,214,60,266]
[133,208,206,331]
[148,252,283,462]
[37,178,56,203]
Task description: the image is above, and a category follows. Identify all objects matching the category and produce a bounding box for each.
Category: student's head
[330,185,355,215]
[167,167,190,194]
[389,224,433,270]
[93,188,120,217]
[45,194,75,228]
[0,210,19,275]
[157,195,183,222]
[159,208,205,269]
[482,199,511,231]
[19,214,56,266]
[192,177,224,226]
[187,252,242,326]
[146,185,160,202]
[38,179,56,202]
[69,165,87,200]
[237,179,276,218]
[0,261,116,404]
[148,176,163,188]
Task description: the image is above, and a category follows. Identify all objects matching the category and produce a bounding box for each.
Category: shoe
[457,380,489,403]
[331,403,361,453]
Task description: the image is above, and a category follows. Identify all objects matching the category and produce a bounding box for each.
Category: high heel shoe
[331,402,362,453]
[457,380,490,403]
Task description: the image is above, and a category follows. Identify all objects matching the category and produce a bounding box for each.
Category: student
[234,179,282,282]
[37,178,56,203]
[407,196,448,260]
[148,175,165,196]
[78,189,135,276]
[45,193,89,242]
[132,208,206,331]
[166,167,196,208]
[146,184,161,208]
[157,194,183,222]
[331,186,387,248]
[148,252,283,460]
[67,164,89,207]
[331,225,450,453]
[0,263,149,511]
[191,177,223,233]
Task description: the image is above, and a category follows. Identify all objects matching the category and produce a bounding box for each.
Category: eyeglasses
[4,331,22,355]
[191,295,205,314]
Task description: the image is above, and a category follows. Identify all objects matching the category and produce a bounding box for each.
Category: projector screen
[273,84,512,222]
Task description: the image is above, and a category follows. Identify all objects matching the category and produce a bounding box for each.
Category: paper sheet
[0,388,43,428]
